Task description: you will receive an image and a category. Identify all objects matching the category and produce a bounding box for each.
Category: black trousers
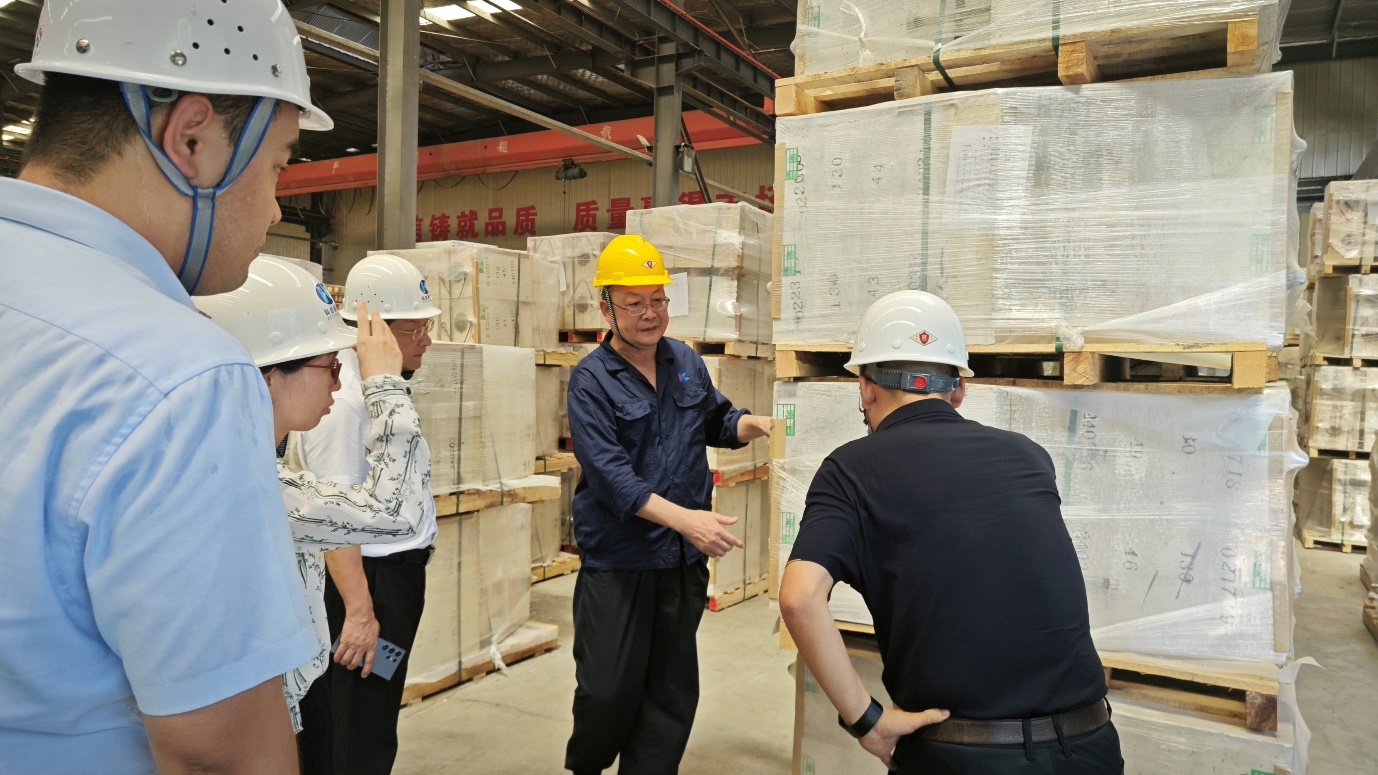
[298,553,428,775]
[565,558,710,775]
[894,720,1124,775]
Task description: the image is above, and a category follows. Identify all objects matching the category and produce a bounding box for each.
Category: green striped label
[776,403,797,436]
[783,244,798,276]
[785,148,802,182]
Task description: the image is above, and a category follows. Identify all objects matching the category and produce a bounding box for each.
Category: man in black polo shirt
[779,290,1122,774]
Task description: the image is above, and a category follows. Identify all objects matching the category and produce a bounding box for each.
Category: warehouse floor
[394,548,1378,774]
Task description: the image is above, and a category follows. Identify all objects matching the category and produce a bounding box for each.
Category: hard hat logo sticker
[913,331,936,346]
[419,279,431,300]
[642,260,656,269]
[315,284,334,306]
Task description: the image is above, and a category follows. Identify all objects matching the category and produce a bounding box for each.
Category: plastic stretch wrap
[528,232,616,331]
[1312,275,1378,358]
[772,381,1304,663]
[776,73,1299,349]
[703,356,774,477]
[1318,180,1378,269]
[407,504,532,689]
[411,343,536,494]
[560,467,579,551]
[371,242,559,351]
[1295,457,1370,545]
[1279,346,1307,429]
[706,478,772,597]
[1366,453,1378,589]
[560,365,577,439]
[1303,366,1378,453]
[792,0,1285,77]
[625,203,773,344]
[792,642,1305,775]
[534,366,563,458]
[531,497,564,567]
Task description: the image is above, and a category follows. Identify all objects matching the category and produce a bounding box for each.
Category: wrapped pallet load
[702,355,774,479]
[774,73,1300,348]
[1295,458,1370,549]
[1316,180,1378,271]
[528,232,616,331]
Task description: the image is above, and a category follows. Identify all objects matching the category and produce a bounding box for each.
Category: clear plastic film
[776,73,1302,349]
[530,496,564,566]
[707,478,772,596]
[1366,453,1378,590]
[791,0,1287,77]
[371,242,560,351]
[1312,275,1378,358]
[772,380,1305,663]
[534,365,563,458]
[703,355,775,478]
[1317,180,1378,269]
[1303,366,1378,454]
[527,232,616,332]
[1295,457,1370,544]
[410,343,536,494]
[626,203,774,344]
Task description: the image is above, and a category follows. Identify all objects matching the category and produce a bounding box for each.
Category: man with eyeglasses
[292,253,441,775]
[564,235,773,775]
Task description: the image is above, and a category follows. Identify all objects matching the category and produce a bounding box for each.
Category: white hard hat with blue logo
[342,254,443,321]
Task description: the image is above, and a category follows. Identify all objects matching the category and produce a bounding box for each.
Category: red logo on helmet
[642,260,656,269]
[913,330,936,346]
[913,375,928,390]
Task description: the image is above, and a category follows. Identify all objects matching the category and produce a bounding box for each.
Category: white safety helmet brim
[342,253,444,321]
[846,290,974,378]
[15,0,332,131]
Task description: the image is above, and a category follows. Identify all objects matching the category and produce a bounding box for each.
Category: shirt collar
[597,334,674,373]
[875,399,961,433]
[0,178,194,309]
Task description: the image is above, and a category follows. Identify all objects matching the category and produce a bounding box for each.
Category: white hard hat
[846,290,973,377]
[195,256,357,367]
[15,0,332,131]
[342,254,443,321]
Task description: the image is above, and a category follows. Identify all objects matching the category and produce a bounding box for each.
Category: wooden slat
[433,483,562,518]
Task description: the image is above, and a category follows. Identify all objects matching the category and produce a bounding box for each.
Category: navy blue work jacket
[567,336,749,571]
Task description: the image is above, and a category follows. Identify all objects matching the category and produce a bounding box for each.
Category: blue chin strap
[121,83,278,294]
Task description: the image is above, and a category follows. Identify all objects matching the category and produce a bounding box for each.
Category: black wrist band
[838,697,884,739]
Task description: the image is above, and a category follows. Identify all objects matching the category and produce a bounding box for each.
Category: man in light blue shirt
[0,1,336,772]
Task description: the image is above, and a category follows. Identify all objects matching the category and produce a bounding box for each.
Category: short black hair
[261,356,313,377]
[23,73,261,184]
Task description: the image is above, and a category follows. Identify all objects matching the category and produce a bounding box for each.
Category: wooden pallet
[433,482,562,518]
[536,350,581,367]
[707,576,769,612]
[1303,353,1378,368]
[325,283,346,306]
[714,462,770,488]
[1362,562,1375,593]
[1306,447,1371,461]
[531,552,581,584]
[1102,651,1280,732]
[776,11,1273,117]
[1317,262,1375,277]
[1299,530,1368,554]
[535,451,579,474]
[1365,598,1378,648]
[684,338,776,359]
[402,621,560,705]
[775,342,1276,393]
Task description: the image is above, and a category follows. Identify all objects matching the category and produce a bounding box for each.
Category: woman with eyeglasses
[195,256,432,736]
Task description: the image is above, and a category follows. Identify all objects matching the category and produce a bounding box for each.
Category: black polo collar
[875,399,961,433]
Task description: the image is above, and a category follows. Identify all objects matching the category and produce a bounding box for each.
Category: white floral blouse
[277,374,432,732]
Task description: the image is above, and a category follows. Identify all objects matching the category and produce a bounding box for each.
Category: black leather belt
[369,547,434,566]
[916,699,1110,746]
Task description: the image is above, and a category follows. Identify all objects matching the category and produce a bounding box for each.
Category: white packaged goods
[1304,366,1378,453]
[1311,275,1378,357]
[707,478,771,597]
[772,381,1303,664]
[1366,454,1378,589]
[626,203,773,344]
[370,242,559,351]
[703,356,774,477]
[775,73,1299,348]
[528,232,616,331]
[531,497,563,567]
[1295,457,1370,545]
[792,641,1306,775]
[411,343,536,494]
[534,366,562,458]
[407,505,532,691]
[1318,180,1378,269]
[791,0,1285,77]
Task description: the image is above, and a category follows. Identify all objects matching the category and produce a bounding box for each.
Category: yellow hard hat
[593,235,675,287]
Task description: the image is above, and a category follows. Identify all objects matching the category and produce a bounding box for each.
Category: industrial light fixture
[494,0,522,8]
[3,121,32,136]
[428,4,476,20]
[298,157,312,162]
[555,158,587,181]
[0,1,15,8]
[345,147,360,153]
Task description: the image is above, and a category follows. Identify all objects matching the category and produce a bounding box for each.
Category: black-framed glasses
[609,298,671,317]
[392,319,436,340]
[302,358,342,381]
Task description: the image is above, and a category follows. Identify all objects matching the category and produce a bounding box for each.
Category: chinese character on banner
[678,191,706,205]
[415,217,423,242]
[485,208,507,238]
[428,213,452,242]
[757,184,775,204]
[715,193,737,204]
[514,205,537,237]
[455,210,479,239]
[607,197,633,231]
[641,197,654,211]
[574,200,599,232]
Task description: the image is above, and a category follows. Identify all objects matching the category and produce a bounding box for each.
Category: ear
[156,93,228,186]
[949,377,966,409]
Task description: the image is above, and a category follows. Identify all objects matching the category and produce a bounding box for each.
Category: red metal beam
[277,110,760,197]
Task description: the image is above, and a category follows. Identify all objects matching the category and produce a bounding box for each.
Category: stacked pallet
[1365,456,1378,645]
[769,8,1308,770]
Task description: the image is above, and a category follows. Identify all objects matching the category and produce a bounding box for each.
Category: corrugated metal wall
[264,221,312,261]
[320,144,774,282]
[1283,58,1378,179]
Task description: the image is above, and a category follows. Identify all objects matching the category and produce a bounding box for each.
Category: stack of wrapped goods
[1294,181,1378,555]
[767,2,1311,771]
[1365,455,1378,643]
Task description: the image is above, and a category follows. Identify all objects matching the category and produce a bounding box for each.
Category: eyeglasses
[608,298,671,317]
[302,358,342,381]
[392,319,436,340]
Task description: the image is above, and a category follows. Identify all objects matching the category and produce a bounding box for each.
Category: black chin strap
[604,287,653,351]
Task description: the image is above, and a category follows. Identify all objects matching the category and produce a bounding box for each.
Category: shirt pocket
[673,386,707,446]
[614,398,655,427]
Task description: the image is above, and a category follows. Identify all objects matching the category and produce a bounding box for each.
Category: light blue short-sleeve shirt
[0,178,317,773]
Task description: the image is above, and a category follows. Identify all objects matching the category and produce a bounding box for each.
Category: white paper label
[943,125,1033,235]
[557,261,568,293]
[666,272,690,318]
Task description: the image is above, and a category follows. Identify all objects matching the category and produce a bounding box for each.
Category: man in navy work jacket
[564,235,773,774]
[780,290,1122,774]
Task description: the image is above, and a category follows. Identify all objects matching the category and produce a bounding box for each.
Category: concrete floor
[396,547,1377,774]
